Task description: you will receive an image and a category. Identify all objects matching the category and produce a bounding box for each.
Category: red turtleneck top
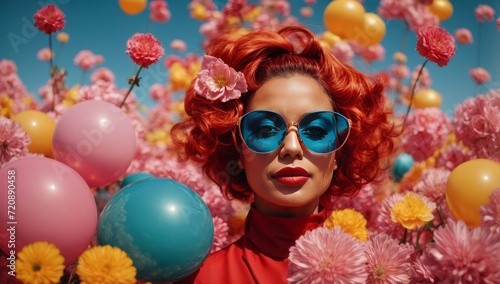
[176,204,327,284]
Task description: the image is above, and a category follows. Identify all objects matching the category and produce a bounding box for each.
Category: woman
[172,26,398,283]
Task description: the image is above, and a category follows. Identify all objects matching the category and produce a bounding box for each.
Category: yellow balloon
[427,0,453,21]
[412,89,442,109]
[354,12,386,46]
[321,31,342,48]
[12,110,56,158]
[323,0,366,39]
[446,159,500,227]
[118,0,147,15]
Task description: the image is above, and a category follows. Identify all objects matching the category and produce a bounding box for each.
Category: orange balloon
[323,0,366,39]
[354,12,386,46]
[412,89,442,109]
[427,0,453,21]
[446,159,500,227]
[118,0,147,15]
[12,110,56,158]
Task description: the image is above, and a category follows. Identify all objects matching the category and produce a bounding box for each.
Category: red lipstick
[272,167,310,186]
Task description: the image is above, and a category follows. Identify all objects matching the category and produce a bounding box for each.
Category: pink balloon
[0,156,97,265]
[52,100,136,188]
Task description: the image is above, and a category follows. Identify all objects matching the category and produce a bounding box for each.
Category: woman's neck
[253,196,320,218]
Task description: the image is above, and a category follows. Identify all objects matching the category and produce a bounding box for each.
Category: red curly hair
[171,26,398,203]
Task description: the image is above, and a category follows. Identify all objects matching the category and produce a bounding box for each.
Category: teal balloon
[120,172,155,188]
[98,177,214,282]
[391,153,415,182]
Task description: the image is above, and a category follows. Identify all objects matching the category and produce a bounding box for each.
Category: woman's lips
[273,167,310,186]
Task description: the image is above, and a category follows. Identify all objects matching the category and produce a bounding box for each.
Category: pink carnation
[422,219,500,282]
[413,168,450,207]
[480,188,500,234]
[149,0,171,23]
[454,28,474,44]
[211,216,229,253]
[469,67,491,85]
[0,59,17,76]
[331,41,354,65]
[402,108,451,162]
[434,142,476,171]
[74,50,99,70]
[452,93,500,160]
[405,5,439,33]
[90,67,115,85]
[475,4,495,23]
[288,226,368,283]
[364,233,413,283]
[377,0,411,20]
[194,55,248,102]
[390,64,410,80]
[33,4,65,34]
[37,48,53,61]
[170,39,187,52]
[497,17,500,30]
[0,116,31,166]
[299,7,313,18]
[125,33,165,68]
[416,26,456,67]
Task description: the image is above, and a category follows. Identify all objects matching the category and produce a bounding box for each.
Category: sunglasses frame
[236,110,351,154]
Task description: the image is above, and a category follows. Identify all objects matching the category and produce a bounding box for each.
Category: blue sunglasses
[237,110,351,154]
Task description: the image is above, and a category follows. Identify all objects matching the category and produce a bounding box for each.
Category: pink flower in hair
[288,226,368,283]
[454,28,473,44]
[149,0,171,23]
[416,26,456,67]
[469,67,491,85]
[33,4,65,34]
[194,55,248,102]
[475,4,495,23]
[125,33,165,68]
[0,116,31,166]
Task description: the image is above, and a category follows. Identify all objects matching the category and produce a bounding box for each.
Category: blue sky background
[1,0,499,117]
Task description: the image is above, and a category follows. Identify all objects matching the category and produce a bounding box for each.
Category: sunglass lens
[240,111,286,153]
[299,112,349,153]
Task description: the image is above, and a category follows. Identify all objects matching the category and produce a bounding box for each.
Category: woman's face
[240,75,338,217]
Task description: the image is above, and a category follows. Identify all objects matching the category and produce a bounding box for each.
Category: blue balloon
[98,177,214,282]
[391,153,415,182]
[119,172,155,188]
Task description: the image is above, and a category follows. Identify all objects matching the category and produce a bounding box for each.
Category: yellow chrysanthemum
[16,241,65,284]
[190,2,208,21]
[391,192,436,230]
[76,245,136,284]
[0,95,14,117]
[56,32,69,43]
[243,6,261,21]
[324,209,369,242]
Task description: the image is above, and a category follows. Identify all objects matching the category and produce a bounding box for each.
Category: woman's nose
[279,128,303,159]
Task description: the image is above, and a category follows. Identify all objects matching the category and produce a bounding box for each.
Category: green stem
[49,33,58,112]
[400,228,408,244]
[403,59,429,124]
[120,65,144,108]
